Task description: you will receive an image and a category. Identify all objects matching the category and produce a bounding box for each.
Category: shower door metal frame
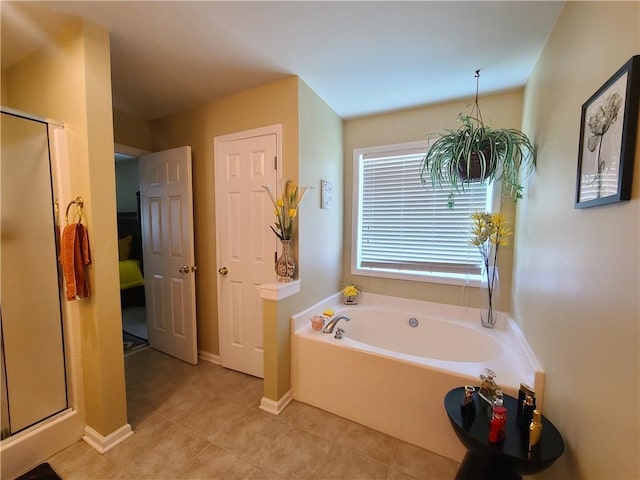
[0,106,85,480]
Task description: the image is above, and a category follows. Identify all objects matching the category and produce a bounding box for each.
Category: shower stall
[1,108,83,478]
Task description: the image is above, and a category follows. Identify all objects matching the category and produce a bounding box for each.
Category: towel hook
[65,196,85,225]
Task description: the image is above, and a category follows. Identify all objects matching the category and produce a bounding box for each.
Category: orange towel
[60,223,91,300]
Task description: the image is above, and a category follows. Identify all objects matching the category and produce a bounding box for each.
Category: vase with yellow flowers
[342,282,362,305]
[470,211,512,328]
[263,180,309,281]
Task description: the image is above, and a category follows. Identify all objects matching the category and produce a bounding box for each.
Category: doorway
[138,147,198,365]
[214,125,281,378]
[115,150,148,354]
[114,144,199,365]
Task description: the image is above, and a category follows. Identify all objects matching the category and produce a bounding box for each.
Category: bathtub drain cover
[408,317,419,327]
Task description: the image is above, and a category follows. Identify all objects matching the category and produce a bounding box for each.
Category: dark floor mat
[123,330,148,353]
[15,463,62,480]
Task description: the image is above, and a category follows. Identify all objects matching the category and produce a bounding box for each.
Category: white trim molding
[0,409,84,480]
[198,350,221,364]
[82,424,133,454]
[113,143,150,157]
[259,280,300,301]
[259,390,293,416]
[1,105,64,127]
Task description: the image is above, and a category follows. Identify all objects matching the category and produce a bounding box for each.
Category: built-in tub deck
[291,293,543,462]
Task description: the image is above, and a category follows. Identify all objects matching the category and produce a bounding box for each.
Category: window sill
[353,267,482,288]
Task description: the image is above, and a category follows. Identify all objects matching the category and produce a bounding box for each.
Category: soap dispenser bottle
[528,409,543,453]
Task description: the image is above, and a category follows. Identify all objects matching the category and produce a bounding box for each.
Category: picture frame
[575,55,640,208]
[320,179,333,209]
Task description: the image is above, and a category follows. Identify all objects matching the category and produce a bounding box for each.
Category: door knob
[190,265,198,272]
[179,265,189,273]
[218,266,229,276]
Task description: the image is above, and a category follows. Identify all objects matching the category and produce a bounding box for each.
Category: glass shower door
[1,112,68,439]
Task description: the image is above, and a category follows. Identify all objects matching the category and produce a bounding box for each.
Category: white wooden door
[214,130,278,378]
[139,146,197,364]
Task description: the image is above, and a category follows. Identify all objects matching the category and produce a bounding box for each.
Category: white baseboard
[0,409,83,480]
[82,424,133,454]
[198,350,221,364]
[259,390,292,415]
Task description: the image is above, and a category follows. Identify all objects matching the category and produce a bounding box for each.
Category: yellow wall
[516,2,639,478]
[269,80,344,398]
[151,77,300,355]
[8,8,634,476]
[296,81,345,305]
[343,90,523,311]
[1,75,7,104]
[3,18,128,438]
[113,109,152,151]
[151,78,343,400]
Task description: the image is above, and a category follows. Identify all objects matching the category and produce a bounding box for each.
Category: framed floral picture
[575,55,640,208]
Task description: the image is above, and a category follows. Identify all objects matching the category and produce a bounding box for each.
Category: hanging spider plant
[420,72,536,206]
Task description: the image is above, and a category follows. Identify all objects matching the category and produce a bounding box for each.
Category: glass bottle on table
[460,385,476,428]
[488,406,507,444]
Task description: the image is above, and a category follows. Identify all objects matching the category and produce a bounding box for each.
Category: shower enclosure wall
[1,108,84,479]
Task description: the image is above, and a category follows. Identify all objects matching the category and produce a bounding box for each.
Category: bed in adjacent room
[117,211,145,307]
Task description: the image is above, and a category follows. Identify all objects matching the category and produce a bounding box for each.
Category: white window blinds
[355,144,489,278]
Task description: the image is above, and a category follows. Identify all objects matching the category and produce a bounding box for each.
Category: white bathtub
[291,292,543,462]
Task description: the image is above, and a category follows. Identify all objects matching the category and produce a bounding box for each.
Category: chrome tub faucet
[323,314,351,334]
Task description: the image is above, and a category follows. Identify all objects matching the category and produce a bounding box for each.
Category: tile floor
[46,348,458,479]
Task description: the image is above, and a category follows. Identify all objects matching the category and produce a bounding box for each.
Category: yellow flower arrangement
[470,212,512,249]
[263,180,309,240]
[470,211,512,327]
[342,281,362,305]
[343,285,359,298]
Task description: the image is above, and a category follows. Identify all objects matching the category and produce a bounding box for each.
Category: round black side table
[444,386,564,480]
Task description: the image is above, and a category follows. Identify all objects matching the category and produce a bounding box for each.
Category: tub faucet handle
[334,328,345,339]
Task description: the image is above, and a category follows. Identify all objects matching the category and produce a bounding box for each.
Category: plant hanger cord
[469,69,484,126]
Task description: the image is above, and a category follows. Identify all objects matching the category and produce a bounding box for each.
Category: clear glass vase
[275,239,296,282]
[480,265,499,328]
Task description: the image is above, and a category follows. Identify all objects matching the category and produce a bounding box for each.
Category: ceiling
[2,1,564,122]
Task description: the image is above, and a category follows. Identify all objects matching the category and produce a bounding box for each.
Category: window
[352,141,496,286]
